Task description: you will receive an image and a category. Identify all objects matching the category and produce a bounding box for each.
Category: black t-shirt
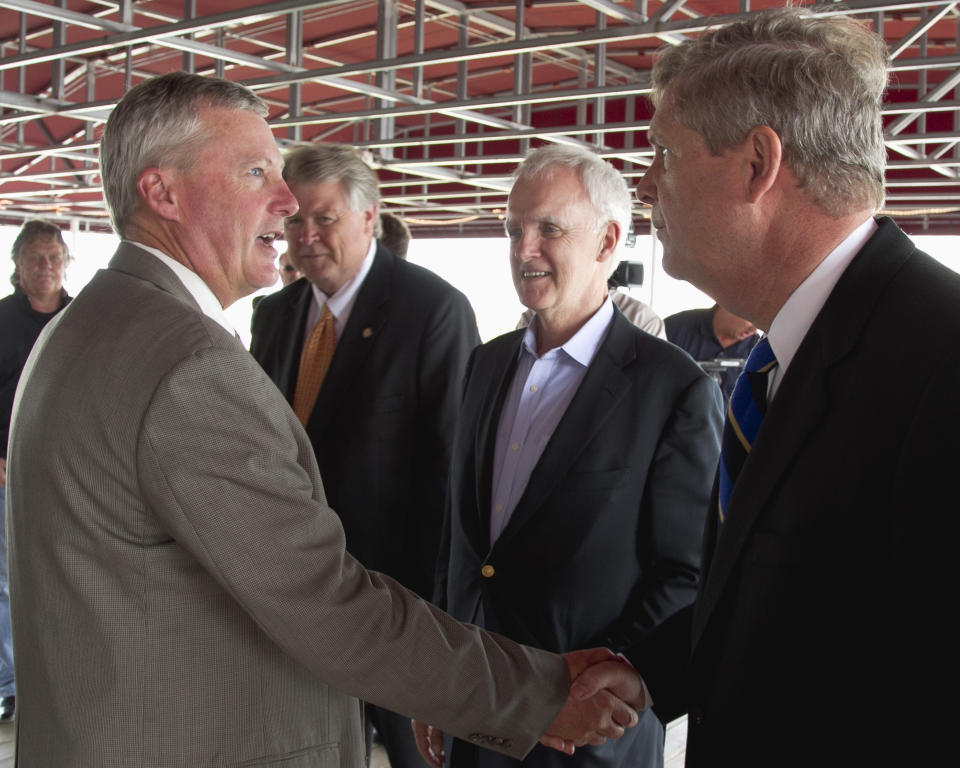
[0,288,71,457]
[664,307,759,403]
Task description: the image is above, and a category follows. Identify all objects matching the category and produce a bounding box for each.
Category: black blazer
[629,218,960,766]
[251,244,480,597]
[437,308,723,767]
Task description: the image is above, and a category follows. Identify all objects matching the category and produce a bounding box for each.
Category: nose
[635,165,658,206]
[272,180,298,219]
[298,218,322,245]
[513,228,541,261]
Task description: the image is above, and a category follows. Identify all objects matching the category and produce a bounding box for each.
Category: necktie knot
[744,336,777,375]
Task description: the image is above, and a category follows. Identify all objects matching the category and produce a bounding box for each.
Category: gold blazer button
[481,564,495,578]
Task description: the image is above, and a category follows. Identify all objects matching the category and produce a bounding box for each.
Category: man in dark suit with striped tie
[571,7,960,767]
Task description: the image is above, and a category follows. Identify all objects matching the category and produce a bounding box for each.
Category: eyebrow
[505,215,571,233]
[242,154,280,168]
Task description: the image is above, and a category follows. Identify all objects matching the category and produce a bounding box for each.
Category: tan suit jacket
[6,243,567,767]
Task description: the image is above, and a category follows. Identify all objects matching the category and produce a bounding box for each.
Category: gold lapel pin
[362,327,373,338]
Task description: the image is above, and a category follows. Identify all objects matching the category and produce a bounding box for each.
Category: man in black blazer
[415,145,723,768]
[250,143,480,768]
[606,7,959,766]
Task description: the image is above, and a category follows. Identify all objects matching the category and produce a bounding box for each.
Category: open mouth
[258,232,280,246]
[522,271,550,278]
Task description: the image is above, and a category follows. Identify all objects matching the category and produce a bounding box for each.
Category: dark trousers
[366,702,425,768]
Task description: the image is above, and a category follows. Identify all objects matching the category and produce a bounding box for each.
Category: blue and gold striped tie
[718,337,777,524]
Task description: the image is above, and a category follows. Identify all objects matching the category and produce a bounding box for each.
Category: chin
[660,257,681,281]
[520,285,551,305]
[251,270,279,291]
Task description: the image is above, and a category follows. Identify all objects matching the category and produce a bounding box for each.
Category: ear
[596,220,621,265]
[363,203,379,237]
[136,167,180,221]
[744,125,782,204]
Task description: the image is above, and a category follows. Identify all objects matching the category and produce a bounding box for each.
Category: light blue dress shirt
[489,296,615,545]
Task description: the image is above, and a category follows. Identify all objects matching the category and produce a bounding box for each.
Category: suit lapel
[268,281,313,402]
[692,217,917,647]
[493,311,634,549]
[472,334,525,550]
[691,357,828,644]
[306,245,393,437]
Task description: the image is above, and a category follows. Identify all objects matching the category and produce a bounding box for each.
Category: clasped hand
[411,647,647,767]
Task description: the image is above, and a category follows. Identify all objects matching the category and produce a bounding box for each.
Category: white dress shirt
[304,237,377,338]
[766,217,877,401]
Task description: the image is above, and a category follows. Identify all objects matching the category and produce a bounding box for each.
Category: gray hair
[10,218,70,288]
[512,144,632,274]
[283,144,382,237]
[100,71,268,235]
[651,7,888,217]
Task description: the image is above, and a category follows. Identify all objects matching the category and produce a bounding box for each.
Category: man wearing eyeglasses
[0,219,73,724]
[250,143,480,768]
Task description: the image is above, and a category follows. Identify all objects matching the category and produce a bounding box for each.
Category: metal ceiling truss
[1,0,959,236]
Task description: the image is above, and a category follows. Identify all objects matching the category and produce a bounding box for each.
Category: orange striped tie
[292,304,336,425]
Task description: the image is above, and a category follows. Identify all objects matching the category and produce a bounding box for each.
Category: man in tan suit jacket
[5,73,643,767]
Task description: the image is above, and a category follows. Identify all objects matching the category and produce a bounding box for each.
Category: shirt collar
[522,294,614,367]
[767,217,877,377]
[126,240,236,336]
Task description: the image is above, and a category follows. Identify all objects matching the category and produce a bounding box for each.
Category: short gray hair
[651,7,888,217]
[100,71,268,235]
[283,144,382,237]
[512,144,632,273]
[10,218,70,288]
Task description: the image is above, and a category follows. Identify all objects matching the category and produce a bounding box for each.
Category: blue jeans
[0,492,14,698]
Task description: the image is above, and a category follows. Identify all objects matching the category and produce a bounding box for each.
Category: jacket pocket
[230,743,341,767]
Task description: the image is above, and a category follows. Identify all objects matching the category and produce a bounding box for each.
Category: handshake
[412,647,648,768]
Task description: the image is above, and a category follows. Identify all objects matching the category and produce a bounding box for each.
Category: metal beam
[575,0,646,24]
[0,0,130,32]
[267,82,653,128]
[3,0,960,233]
[885,66,960,136]
[888,2,957,59]
[0,0,340,72]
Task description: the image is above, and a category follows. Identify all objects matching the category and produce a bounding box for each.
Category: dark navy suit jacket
[627,218,960,767]
[437,308,723,767]
[251,244,480,597]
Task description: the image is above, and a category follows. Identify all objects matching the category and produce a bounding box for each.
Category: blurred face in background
[15,235,67,307]
[278,252,301,286]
